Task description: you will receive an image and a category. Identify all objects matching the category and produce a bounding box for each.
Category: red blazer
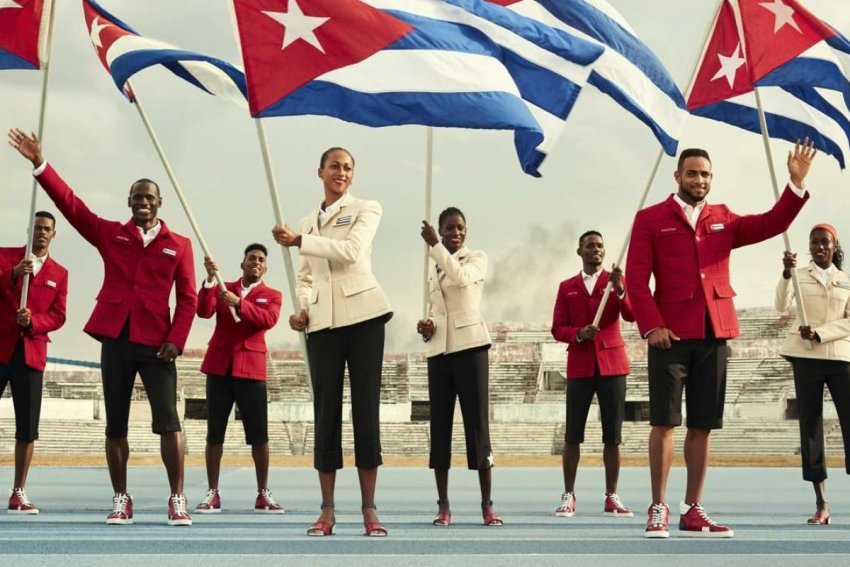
[626,186,807,339]
[551,270,634,379]
[197,280,282,381]
[35,164,197,352]
[0,246,68,371]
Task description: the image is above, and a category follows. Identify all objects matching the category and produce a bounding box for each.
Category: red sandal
[482,500,503,526]
[307,502,335,536]
[433,499,451,526]
[362,504,388,537]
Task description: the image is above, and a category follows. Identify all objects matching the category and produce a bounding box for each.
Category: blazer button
[701,273,706,279]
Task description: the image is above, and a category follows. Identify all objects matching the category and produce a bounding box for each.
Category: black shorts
[565,373,625,445]
[648,338,729,430]
[100,331,181,437]
[0,341,43,442]
[206,374,269,445]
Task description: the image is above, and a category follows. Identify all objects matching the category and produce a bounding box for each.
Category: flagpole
[590,0,725,328]
[253,118,312,382]
[753,87,811,346]
[422,127,434,318]
[20,0,58,310]
[127,80,240,323]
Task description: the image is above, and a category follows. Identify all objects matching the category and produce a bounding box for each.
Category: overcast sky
[2,0,849,361]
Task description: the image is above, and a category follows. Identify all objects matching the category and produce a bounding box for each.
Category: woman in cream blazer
[273,147,392,538]
[776,223,850,525]
[416,207,501,527]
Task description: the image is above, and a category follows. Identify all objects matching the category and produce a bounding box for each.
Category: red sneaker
[644,502,669,538]
[254,489,285,514]
[195,489,221,514]
[8,487,38,515]
[603,493,633,517]
[167,493,193,526]
[106,493,133,525]
[678,503,734,538]
[555,492,575,517]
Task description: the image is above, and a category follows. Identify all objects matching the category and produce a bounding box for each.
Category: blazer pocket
[655,286,695,303]
[451,310,485,348]
[244,340,268,353]
[96,290,125,304]
[341,274,384,321]
[453,310,483,328]
[600,337,624,349]
[713,282,737,299]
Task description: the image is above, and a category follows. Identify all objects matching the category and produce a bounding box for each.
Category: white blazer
[775,263,850,362]
[426,243,491,357]
[296,192,392,333]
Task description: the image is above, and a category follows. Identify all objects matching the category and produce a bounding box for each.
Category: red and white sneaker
[195,489,221,514]
[8,487,38,515]
[106,492,133,525]
[254,489,285,514]
[645,502,670,538]
[167,493,193,526]
[603,493,633,517]
[679,503,734,538]
[555,492,576,517]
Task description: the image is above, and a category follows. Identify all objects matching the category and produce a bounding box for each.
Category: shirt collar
[241,279,261,294]
[137,220,162,247]
[672,193,706,213]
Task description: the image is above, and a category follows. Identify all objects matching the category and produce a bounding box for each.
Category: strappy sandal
[482,500,503,526]
[362,503,388,537]
[307,502,335,536]
[433,499,451,526]
[808,502,831,525]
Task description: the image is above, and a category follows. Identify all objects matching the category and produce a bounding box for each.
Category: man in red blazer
[9,128,198,527]
[0,211,67,515]
[626,141,817,539]
[193,244,284,515]
[551,230,634,520]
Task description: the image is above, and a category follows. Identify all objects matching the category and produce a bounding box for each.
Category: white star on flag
[262,0,329,54]
[487,453,495,468]
[89,16,110,49]
[0,0,22,10]
[711,42,747,89]
[759,0,802,34]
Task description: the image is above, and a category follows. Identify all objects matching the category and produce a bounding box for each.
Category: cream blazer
[296,192,392,333]
[426,243,491,357]
[775,264,850,362]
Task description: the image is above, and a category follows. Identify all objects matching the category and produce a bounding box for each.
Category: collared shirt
[672,180,806,230]
[203,278,262,295]
[582,270,600,294]
[810,260,838,287]
[317,198,343,229]
[30,253,47,277]
[138,221,161,248]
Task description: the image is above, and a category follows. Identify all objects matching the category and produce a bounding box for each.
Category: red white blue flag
[0,0,52,70]
[82,0,247,104]
[689,0,850,168]
[231,0,604,177]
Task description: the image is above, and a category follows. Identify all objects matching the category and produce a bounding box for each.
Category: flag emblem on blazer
[334,215,352,226]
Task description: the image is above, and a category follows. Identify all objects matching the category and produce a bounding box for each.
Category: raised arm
[429,244,487,287]
[299,201,382,264]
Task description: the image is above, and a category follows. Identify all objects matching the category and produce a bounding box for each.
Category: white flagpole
[422,127,434,318]
[253,119,312,382]
[20,1,58,310]
[127,79,240,323]
[590,0,725,328]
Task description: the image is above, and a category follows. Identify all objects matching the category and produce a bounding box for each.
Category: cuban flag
[82,0,247,105]
[483,0,687,156]
[231,0,604,177]
[688,0,850,168]
[0,0,52,70]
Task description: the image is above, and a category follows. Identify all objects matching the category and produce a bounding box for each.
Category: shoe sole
[194,508,221,514]
[603,511,634,517]
[168,519,193,526]
[555,511,575,517]
[644,530,670,538]
[7,509,39,515]
[106,518,133,525]
[679,530,734,538]
[254,508,286,514]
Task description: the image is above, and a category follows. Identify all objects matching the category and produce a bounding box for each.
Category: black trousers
[0,341,43,442]
[307,316,386,471]
[100,324,181,437]
[789,357,850,482]
[427,345,492,470]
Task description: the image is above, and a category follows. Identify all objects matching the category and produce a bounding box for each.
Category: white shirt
[203,278,261,295]
[317,198,343,229]
[672,180,806,230]
[810,260,838,287]
[30,253,47,277]
[138,221,161,248]
[582,270,600,294]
